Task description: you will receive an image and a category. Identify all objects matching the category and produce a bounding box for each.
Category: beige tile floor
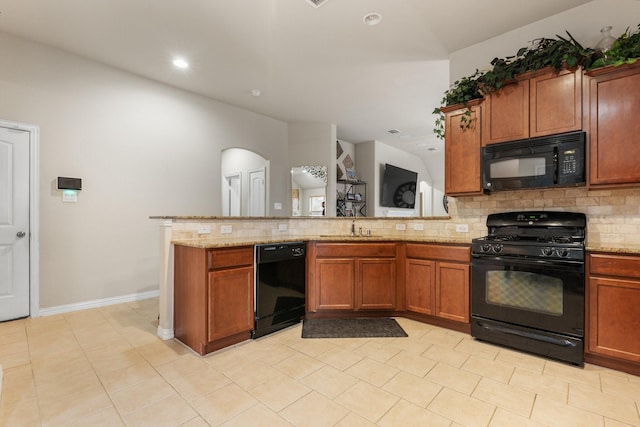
[0,297,639,426]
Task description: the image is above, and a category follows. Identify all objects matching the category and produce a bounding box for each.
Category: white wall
[221,148,269,216]
[0,32,289,308]
[358,141,431,217]
[288,123,336,216]
[450,0,640,81]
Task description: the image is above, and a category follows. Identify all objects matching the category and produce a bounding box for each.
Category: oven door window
[472,257,584,336]
[486,270,563,315]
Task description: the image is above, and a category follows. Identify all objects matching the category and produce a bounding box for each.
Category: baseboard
[157,326,174,340]
[0,365,3,402]
[38,290,160,317]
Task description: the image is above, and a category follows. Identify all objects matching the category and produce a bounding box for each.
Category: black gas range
[470,211,587,366]
[471,211,586,261]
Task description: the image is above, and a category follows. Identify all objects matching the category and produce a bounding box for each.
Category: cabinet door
[435,262,469,323]
[405,258,435,315]
[483,80,530,144]
[588,63,640,186]
[357,258,396,310]
[588,277,640,362]
[315,258,355,310]
[530,68,582,137]
[444,103,483,196]
[207,266,254,342]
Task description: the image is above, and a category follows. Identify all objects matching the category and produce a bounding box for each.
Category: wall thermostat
[57,177,82,190]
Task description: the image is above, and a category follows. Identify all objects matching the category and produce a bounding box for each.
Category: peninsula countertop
[171,235,473,249]
[171,236,640,255]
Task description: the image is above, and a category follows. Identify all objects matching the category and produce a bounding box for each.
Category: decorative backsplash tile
[165,187,640,247]
[454,187,640,245]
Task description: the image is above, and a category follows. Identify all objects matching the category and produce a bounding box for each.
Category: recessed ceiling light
[172,58,189,69]
[363,12,382,26]
[251,89,262,97]
[387,128,401,134]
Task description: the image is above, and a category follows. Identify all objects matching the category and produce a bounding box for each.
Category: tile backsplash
[164,186,640,247]
[454,187,640,246]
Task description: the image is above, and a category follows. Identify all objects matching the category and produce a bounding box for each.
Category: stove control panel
[472,241,584,261]
[540,247,574,258]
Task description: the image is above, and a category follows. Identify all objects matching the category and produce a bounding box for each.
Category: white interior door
[223,173,241,216]
[248,168,266,216]
[0,126,30,321]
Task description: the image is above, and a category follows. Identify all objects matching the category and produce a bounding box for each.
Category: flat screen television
[381,163,418,208]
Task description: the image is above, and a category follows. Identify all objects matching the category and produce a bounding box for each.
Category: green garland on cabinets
[433,25,640,140]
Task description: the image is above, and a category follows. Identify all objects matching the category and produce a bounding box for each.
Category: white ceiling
[0,0,593,162]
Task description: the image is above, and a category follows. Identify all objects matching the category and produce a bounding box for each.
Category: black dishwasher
[252,242,306,339]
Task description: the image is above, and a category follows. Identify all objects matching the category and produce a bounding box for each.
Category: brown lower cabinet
[174,244,254,355]
[308,242,398,312]
[404,243,470,327]
[306,241,471,333]
[587,252,640,375]
[175,241,473,355]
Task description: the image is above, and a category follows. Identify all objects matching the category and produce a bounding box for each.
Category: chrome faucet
[351,220,355,236]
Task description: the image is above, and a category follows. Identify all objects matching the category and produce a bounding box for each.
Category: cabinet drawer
[406,243,470,263]
[590,253,640,280]
[316,242,396,258]
[208,246,253,270]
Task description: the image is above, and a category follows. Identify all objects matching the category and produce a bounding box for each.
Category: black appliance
[482,131,586,193]
[471,211,586,365]
[253,242,306,339]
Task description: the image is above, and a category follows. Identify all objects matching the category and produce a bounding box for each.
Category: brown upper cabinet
[443,100,483,196]
[483,67,582,145]
[586,62,640,187]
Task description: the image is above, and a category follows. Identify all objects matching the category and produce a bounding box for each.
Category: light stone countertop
[171,235,473,249]
[586,243,640,255]
[172,236,640,255]
[151,215,451,221]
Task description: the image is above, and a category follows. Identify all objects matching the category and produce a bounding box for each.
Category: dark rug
[302,318,408,339]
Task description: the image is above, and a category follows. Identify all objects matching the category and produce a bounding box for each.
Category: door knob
[16,231,26,238]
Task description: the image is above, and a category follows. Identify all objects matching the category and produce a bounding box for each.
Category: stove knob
[541,247,553,256]
[481,244,491,253]
[493,244,503,253]
[557,248,570,258]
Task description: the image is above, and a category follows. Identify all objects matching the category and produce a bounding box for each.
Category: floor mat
[302,318,408,338]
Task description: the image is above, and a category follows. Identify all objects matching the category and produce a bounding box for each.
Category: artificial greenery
[433,25,640,140]
[432,70,483,140]
[481,32,597,93]
[591,24,640,68]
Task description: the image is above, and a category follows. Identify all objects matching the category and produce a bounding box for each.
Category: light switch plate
[197,225,211,234]
[278,223,287,231]
[413,223,424,231]
[62,190,78,203]
[395,224,407,231]
[274,203,282,210]
[220,225,232,234]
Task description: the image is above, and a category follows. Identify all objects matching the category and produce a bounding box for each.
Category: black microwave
[482,131,586,192]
